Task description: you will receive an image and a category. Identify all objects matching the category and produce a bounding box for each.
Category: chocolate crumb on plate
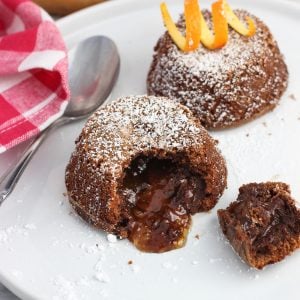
[289,94,296,100]
[218,182,300,269]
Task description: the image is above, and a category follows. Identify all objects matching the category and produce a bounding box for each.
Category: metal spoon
[0,35,120,204]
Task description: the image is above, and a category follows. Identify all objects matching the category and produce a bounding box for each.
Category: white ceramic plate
[0,0,300,299]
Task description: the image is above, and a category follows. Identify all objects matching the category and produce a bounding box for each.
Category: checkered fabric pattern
[0,0,69,153]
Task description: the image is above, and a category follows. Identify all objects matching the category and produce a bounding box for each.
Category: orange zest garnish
[199,10,214,48]
[222,0,256,37]
[160,2,186,51]
[160,0,256,52]
[184,0,201,51]
[210,0,228,49]
[197,0,228,50]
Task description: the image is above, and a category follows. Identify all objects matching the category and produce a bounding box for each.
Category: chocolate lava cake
[65,95,227,253]
[147,10,288,129]
[218,182,300,269]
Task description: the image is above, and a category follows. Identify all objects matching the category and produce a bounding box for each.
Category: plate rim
[1,0,300,299]
[56,0,300,37]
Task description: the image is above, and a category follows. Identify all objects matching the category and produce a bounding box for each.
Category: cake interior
[234,187,300,267]
[120,155,205,253]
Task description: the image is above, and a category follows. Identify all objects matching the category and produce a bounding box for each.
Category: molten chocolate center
[121,156,205,253]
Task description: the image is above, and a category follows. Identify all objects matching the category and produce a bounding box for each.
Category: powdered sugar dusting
[67,95,205,179]
[0,224,36,244]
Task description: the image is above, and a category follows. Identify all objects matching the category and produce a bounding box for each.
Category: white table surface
[0,0,299,298]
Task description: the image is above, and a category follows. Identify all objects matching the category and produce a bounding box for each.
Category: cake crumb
[195,234,200,239]
[128,260,133,265]
[289,94,296,100]
[246,133,250,137]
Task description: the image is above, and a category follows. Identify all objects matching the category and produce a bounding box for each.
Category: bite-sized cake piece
[218,182,300,269]
[147,10,288,129]
[66,95,227,253]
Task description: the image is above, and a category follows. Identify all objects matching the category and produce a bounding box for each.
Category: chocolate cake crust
[218,182,300,269]
[65,95,227,241]
[147,10,288,129]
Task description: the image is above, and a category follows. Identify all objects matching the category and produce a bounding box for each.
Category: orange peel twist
[160,2,186,51]
[222,0,256,37]
[184,0,201,51]
[160,0,256,52]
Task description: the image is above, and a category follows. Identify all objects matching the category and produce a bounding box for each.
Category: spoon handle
[0,118,67,205]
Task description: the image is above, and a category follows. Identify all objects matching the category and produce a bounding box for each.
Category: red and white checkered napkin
[0,0,70,153]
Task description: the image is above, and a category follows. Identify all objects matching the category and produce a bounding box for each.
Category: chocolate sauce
[121,156,205,253]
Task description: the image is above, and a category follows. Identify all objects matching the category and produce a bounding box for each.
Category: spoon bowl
[0,35,120,203]
[66,36,120,118]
